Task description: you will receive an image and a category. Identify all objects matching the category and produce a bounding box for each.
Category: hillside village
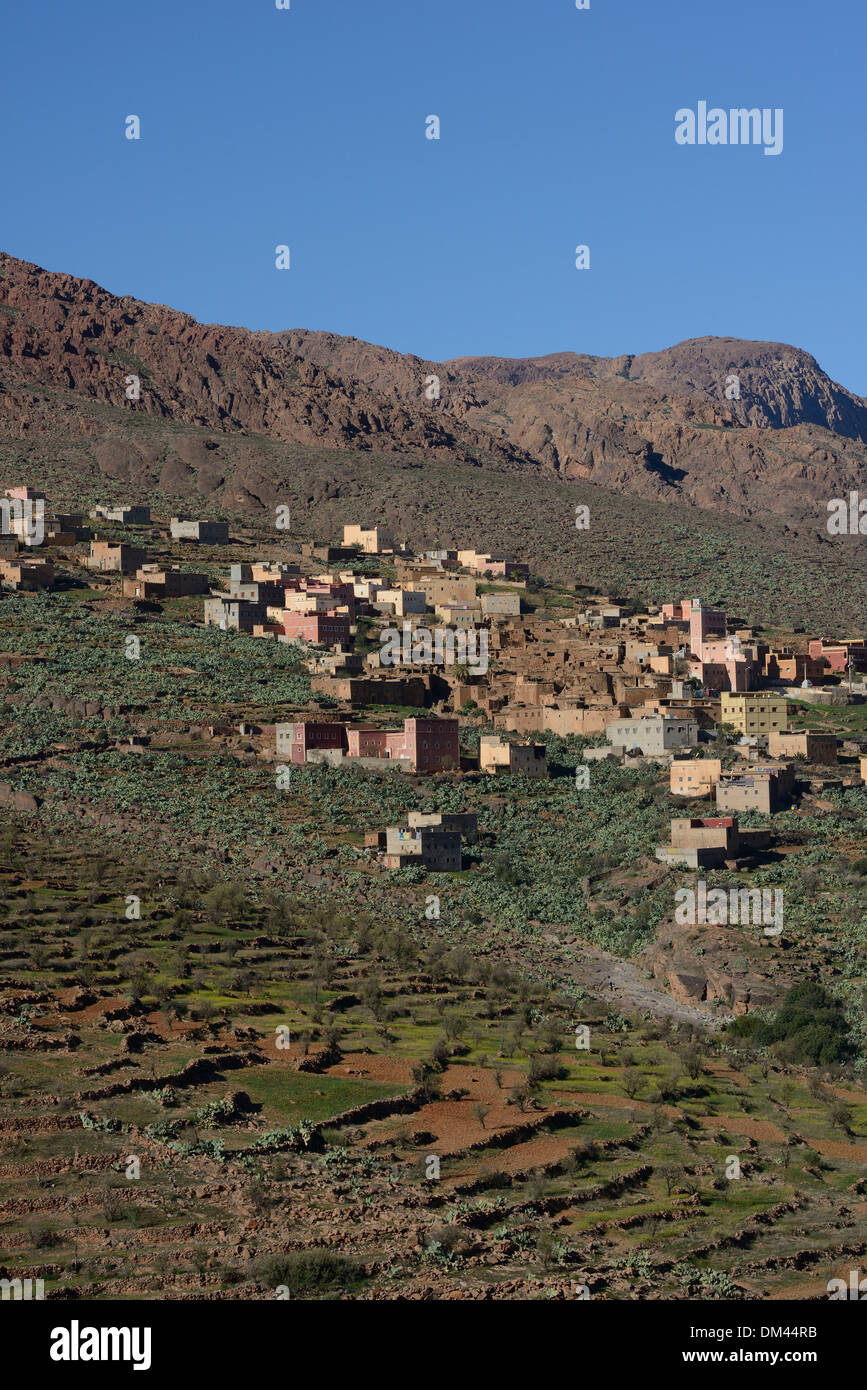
[4,482,867,886]
[4,485,867,799]
[4,0,867,1326]
[2,482,867,1303]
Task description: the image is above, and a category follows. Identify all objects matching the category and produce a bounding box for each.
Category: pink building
[808,638,867,675]
[346,717,460,772]
[458,551,528,580]
[4,486,42,502]
[688,600,727,655]
[678,598,754,692]
[284,722,347,764]
[401,717,460,771]
[280,611,351,646]
[693,638,752,692]
[346,727,403,759]
[661,599,693,621]
[303,579,354,606]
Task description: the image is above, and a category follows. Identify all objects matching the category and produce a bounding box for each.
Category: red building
[345,717,460,772]
[280,610,351,646]
[346,728,393,758]
[400,718,460,772]
[285,722,347,764]
[807,638,867,675]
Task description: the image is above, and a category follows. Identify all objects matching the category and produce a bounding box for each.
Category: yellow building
[342,524,393,555]
[720,692,789,736]
[670,758,722,796]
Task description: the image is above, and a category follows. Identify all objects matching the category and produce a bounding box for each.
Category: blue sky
[3,0,864,390]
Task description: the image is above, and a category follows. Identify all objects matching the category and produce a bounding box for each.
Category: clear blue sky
[3,0,865,391]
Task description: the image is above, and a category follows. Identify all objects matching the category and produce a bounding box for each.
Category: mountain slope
[1,251,867,631]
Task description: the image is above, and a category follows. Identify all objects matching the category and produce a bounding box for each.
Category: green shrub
[260,1250,359,1297]
[728,983,853,1066]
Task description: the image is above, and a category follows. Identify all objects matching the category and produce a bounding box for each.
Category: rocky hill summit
[2,251,866,535]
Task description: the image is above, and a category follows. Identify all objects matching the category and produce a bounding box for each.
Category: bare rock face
[640,918,782,1015]
[0,781,40,813]
[286,327,867,526]
[0,253,531,475]
[2,251,867,535]
[618,337,867,439]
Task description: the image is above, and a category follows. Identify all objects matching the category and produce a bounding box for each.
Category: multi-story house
[719,691,789,736]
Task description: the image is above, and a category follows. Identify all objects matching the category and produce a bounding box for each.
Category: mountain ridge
[2,251,866,552]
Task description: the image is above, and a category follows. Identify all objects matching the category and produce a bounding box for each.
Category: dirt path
[558,940,732,1030]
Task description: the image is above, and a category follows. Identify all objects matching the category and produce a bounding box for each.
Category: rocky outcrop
[3,251,867,539]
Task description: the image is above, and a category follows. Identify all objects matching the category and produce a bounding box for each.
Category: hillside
[2,252,867,630]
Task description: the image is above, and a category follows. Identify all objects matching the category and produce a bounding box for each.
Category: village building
[340,575,384,602]
[226,578,289,607]
[457,550,528,581]
[375,587,428,617]
[763,649,826,683]
[406,810,479,843]
[381,825,462,871]
[279,611,351,646]
[576,606,624,629]
[89,504,151,525]
[347,717,460,772]
[279,591,338,617]
[767,730,837,763]
[479,735,547,777]
[807,637,867,676]
[277,716,459,772]
[715,762,795,815]
[669,758,723,796]
[170,517,230,544]
[42,513,91,545]
[404,573,478,608]
[434,601,481,628]
[87,540,147,574]
[277,721,348,764]
[4,486,44,502]
[650,811,772,867]
[481,591,521,618]
[605,713,700,757]
[342,524,394,555]
[309,674,430,706]
[301,541,361,564]
[0,556,55,590]
[122,567,209,599]
[203,597,266,632]
[656,816,742,868]
[229,561,300,584]
[720,691,789,736]
[305,652,364,677]
[423,548,459,567]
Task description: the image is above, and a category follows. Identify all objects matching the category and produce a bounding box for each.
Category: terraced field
[1,819,865,1301]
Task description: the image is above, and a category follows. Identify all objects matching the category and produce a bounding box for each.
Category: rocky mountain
[2,250,867,630]
[285,329,867,523]
[2,251,866,530]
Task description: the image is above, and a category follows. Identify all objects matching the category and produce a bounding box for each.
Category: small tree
[623,1067,642,1099]
[659,1163,683,1197]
